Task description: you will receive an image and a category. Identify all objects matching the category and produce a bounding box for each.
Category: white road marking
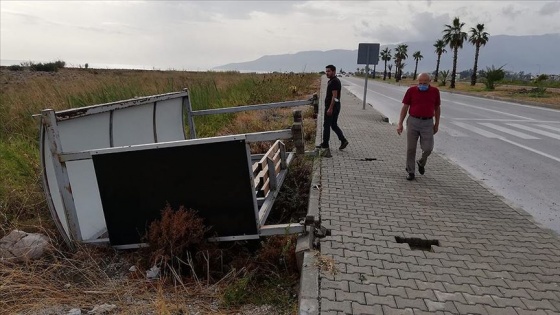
[478,123,539,139]
[451,121,501,138]
[507,123,560,140]
[536,124,560,133]
[446,100,536,120]
[499,138,560,163]
[442,127,469,137]
[452,118,560,123]
[452,121,560,163]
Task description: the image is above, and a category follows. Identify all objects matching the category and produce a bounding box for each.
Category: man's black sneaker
[417,161,425,175]
[406,173,415,180]
[316,143,329,149]
[339,140,349,150]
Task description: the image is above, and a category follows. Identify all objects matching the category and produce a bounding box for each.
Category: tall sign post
[357,43,380,110]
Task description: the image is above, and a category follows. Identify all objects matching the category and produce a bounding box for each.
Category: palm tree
[442,17,467,88]
[387,64,393,79]
[469,23,490,86]
[412,51,423,80]
[398,63,407,80]
[380,47,392,80]
[433,39,447,82]
[394,44,408,82]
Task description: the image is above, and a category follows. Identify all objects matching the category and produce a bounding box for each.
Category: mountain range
[214,34,560,75]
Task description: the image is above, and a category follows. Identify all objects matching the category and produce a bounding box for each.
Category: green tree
[394,44,409,82]
[469,23,490,86]
[387,64,393,79]
[433,39,447,82]
[442,17,467,88]
[380,47,392,80]
[412,51,423,80]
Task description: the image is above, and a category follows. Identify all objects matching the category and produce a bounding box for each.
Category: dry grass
[0,246,255,314]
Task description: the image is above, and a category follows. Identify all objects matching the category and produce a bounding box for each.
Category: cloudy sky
[1,0,559,70]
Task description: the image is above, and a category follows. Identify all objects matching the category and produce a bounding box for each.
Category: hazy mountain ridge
[215,34,560,75]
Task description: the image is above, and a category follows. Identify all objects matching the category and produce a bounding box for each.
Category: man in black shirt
[319,64,349,151]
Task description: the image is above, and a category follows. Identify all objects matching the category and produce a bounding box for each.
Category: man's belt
[410,115,433,120]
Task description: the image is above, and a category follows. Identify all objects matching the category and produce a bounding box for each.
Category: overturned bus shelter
[39,90,322,249]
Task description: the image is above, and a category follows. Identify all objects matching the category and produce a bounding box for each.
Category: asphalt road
[340,76,560,234]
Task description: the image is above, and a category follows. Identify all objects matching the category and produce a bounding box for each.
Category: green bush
[480,65,505,90]
[439,70,449,86]
[29,60,66,72]
[7,65,24,71]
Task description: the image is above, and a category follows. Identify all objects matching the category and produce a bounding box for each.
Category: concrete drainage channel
[297,87,326,314]
[296,154,322,314]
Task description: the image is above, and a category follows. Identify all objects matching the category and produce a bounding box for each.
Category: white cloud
[1,1,558,70]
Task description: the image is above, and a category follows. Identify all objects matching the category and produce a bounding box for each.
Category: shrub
[7,65,24,71]
[439,70,449,86]
[480,65,505,90]
[146,204,211,275]
[28,60,66,72]
[535,74,549,83]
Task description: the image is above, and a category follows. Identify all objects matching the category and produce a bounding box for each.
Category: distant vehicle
[336,74,342,77]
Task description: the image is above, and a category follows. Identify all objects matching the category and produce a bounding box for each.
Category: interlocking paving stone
[454,302,489,314]
[381,306,415,315]
[351,302,382,315]
[484,306,520,315]
[513,309,549,315]
[364,293,396,307]
[377,285,408,298]
[395,297,428,311]
[310,80,560,315]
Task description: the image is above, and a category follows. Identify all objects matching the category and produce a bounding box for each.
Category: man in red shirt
[396,73,441,180]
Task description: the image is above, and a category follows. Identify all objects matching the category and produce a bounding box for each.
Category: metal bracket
[300,215,331,240]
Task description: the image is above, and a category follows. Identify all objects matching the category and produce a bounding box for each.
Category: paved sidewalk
[303,78,560,315]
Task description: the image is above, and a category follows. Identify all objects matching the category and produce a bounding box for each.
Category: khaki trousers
[406,116,434,174]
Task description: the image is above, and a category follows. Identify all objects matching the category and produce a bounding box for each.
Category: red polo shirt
[402,85,441,117]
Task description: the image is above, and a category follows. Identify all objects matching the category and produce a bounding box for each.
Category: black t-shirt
[325,77,341,105]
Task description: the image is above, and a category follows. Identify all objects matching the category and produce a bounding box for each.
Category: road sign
[357,43,380,65]
[357,43,380,110]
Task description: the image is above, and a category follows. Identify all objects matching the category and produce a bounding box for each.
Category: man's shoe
[417,161,425,175]
[406,173,415,180]
[339,140,349,150]
[316,143,329,149]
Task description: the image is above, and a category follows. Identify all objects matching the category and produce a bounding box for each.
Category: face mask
[418,84,429,91]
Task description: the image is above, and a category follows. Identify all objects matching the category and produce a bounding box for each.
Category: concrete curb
[297,77,326,315]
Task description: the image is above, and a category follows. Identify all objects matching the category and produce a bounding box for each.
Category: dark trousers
[322,103,346,147]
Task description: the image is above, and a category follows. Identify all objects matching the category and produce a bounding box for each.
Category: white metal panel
[43,144,70,238]
[55,113,111,240]
[58,112,111,150]
[155,98,185,142]
[112,104,155,146]
[66,160,106,240]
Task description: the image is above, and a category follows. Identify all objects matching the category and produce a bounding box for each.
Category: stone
[0,230,50,262]
[88,304,116,314]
